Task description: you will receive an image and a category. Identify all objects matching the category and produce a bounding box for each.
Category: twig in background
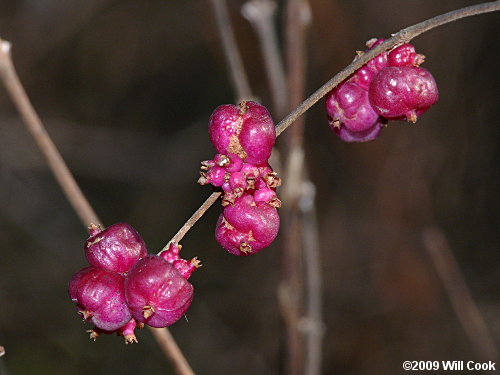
[422,227,499,361]
[209,0,253,102]
[242,0,288,118]
[299,181,324,375]
[0,39,100,227]
[0,38,196,375]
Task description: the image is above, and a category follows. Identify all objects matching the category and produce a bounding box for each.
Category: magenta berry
[84,223,147,273]
[125,255,194,328]
[369,66,439,122]
[215,193,280,256]
[69,267,132,332]
[326,81,381,136]
[333,120,385,143]
[208,101,276,165]
[388,44,425,67]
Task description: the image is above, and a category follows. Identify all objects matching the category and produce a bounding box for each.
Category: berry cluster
[198,101,281,256]
[69,223,200,343]
[326,39,438,142]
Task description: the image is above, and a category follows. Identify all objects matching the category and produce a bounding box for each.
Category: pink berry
[69,267,132,332]
[215,193,280,256]
[388,44,425,67]
[333,120,385,143]
[125,255,194,328]
[369,66,438,122]
[326,81,381,134]
[208,101,276,165]
[84,223,147,273]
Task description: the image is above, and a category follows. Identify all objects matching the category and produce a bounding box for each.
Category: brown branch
[147,327,195,375]
[422,227,498,361]
[275,0,500,137]
[0,38,196,375]
[0,40,100,227]
[158,0,500,259]
[209,0,253,102]
[161,191,221,252]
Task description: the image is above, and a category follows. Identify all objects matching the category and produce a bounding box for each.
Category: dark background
[0,0,498,374]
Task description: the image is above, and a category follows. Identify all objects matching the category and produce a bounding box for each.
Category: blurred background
[0,0,498,374]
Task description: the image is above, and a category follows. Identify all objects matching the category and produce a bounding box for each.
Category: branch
[163,1,500,259]
[275,0,500,136]
[422,227,498,361]
[0,40,101,227]
[0,38,196,375]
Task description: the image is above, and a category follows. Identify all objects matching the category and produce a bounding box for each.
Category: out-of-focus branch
[422,227,498,361]
[209,0,253,102]
[0,39,100,227]
[0,38,196,375]
[242,0,288,118]
[148,327,195,375]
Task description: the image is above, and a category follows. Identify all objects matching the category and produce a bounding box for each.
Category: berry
[332,119,385,143]
[69,267,131,332]
[215,193,280,256]
[208,101,276,165]
[368,66,438,122]
[326,81,381,133]
[388,44,425,67]
[125,255,194,328]
[85,223,147,273]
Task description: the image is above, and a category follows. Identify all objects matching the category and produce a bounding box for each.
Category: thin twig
[161,191,221,252]
[0,40,100,227]
[275,0,500,137]
[147,327,195,375]
[422,227,498,361]
[157,0,500,259]
[299,181,324,375]
[242,0,289,118]
[0,38,196,375]
[209,0,253,102]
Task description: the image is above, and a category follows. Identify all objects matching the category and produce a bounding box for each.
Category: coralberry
[69,267,131,332]
[368,66,438,122]
[326,38,438,141]
[208,101,276,165]
[125,254,196,328]
[85,223,147,273]
[215,193,280,256]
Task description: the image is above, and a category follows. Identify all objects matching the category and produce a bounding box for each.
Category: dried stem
[275,0,500,137]
[422,227,498,361]
[0,40,100,227]
[0,38,195,375]
[242,0,288,118]
[209,0,253,102]
[147,327,195,375]
[158,0,499,265]
[161,191,221,252]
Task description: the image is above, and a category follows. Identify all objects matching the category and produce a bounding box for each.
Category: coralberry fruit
[85,223,147,273]
[325,81,381,134]
[215,193,280,256]
[69,267,132,332]
[125,255,195,328]
[368,66,438,122]
[208,101,276,165]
